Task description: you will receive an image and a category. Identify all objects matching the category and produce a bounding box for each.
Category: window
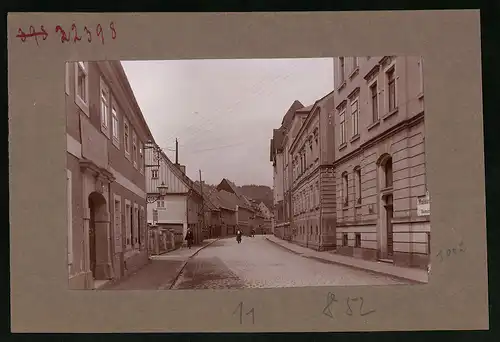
[151,169,159,179]
[124,118,130,155]
[132,131,138,168]
[343,233,348,247]
[316,225,319,235]
[339,109,346,145]
[139,207,145,248]
[74,61,89,115]
[384,157,393,188]
[112,104,119,145]
[351,99,359,137]
[100,78,110,132]
[65,62,70,95]
[370,83,379,122]
[339,57,345,84]
[355,167,362,205]
[355,233,361,248]
[125,201,132,249]
[66,170,73,271]
[353,56,359,70]
[342,172,349,207]
[387,67,396,112]
[156,200,164,209]
[316,182,320,208]
[139,141,144,173]
[133,205,139,246]
[114,196,122,253]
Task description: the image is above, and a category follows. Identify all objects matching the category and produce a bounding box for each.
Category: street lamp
[146,181,168,204]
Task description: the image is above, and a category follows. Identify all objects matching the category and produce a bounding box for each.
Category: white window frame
[157,199,166,210]
[139,206,146,248]
[338,57,345,85]
[353,56,359,70]
[369,80,379,122]
[65,62,70,95]
[74,61,89,116]
[125,199,132,250]
[151,169,159,179]
[111,101,120,148]
[100,77,110,136]
[132,130,138,169]
[339,109,346,145]
[354,167,362,204]
[139,141,144,174]
[66,169,73,272]
[123,117,131,158]
[113,195,122,253]
[385,64,397,113]
[351,98,359,137]
[133,203,139,248]
[342,172,349,207]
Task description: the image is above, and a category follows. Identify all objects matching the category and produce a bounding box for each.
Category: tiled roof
[281,100,304,128]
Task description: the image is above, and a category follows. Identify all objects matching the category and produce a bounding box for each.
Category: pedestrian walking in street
[185,228,194,249]
[236,230,242,244]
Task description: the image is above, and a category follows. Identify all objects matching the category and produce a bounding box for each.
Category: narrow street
[172,236,410,289]
[102,236,410,290]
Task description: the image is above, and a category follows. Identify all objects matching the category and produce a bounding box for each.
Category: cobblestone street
[171,236,410,289]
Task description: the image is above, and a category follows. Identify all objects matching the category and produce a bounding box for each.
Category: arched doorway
[88,191,110,280]
[377,154,394,260]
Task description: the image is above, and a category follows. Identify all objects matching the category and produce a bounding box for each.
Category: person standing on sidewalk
[185,228,194,249]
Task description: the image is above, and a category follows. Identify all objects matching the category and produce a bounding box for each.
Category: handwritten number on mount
[110,21,117,39]
[246,307,255,324]
[233,302,255,325]
[437,241,466,262]
[96,24,104,44]
[72,24,82,43]
[55,25,70,43]
[322,292,338,318]
[84,26,92,42]
[346,297,376,317]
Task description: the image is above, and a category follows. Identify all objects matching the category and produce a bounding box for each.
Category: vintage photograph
[65,56,430,291]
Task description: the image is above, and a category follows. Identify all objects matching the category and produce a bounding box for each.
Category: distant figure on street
[236,230,242,244]
[251,228,255,237]
[185,228,194,249]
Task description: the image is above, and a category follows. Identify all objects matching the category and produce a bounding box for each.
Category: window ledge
[350,134,360,144]
[367,120,380,131]
[349,67,360,79]
[339,143,347,151]
[355,204,362,209]
[75,95,89,117]
[337,80,347,91]
[418,92,424,99]
[382,108,399,121]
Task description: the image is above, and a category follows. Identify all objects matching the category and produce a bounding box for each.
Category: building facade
[332,56,428,269]
[290,91,337,250]
[145,147,204,248]
[66,61,154,289]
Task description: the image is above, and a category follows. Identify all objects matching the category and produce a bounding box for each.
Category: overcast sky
[121,58,333,187]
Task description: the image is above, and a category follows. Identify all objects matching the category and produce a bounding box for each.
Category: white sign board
[417,191,430,216]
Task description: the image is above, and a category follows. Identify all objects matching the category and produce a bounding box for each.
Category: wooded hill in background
[195,182,274,211]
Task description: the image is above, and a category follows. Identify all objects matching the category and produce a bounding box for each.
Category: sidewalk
[101,238,219,290]
[265,235,428,284]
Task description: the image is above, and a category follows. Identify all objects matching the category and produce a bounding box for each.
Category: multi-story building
[145,146,204,248]
[216,179,255,236]
[290,90,337,250]
[331,56,428,269]
[65,60,154,289]
[270,100,305,239]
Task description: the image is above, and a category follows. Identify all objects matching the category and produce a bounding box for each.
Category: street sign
[417,191,430,216]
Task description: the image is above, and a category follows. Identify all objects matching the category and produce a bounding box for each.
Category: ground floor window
[355,233,361,247]
[343,233,348,246]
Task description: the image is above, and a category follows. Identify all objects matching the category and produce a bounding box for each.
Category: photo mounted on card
[8,11,488,332]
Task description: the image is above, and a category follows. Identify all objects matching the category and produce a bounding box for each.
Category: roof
[281,100,305,128]
[216,179,254,210]
[209,190,239,211]
[295,104,314,113]
[154,147,202,198]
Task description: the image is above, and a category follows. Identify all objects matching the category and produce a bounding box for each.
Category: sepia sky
[121,58,334,187]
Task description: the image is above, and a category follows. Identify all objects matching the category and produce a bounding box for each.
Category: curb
[161,238,220,290]
[265,237,426,284]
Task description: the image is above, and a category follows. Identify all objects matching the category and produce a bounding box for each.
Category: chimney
[175,138,179,165]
